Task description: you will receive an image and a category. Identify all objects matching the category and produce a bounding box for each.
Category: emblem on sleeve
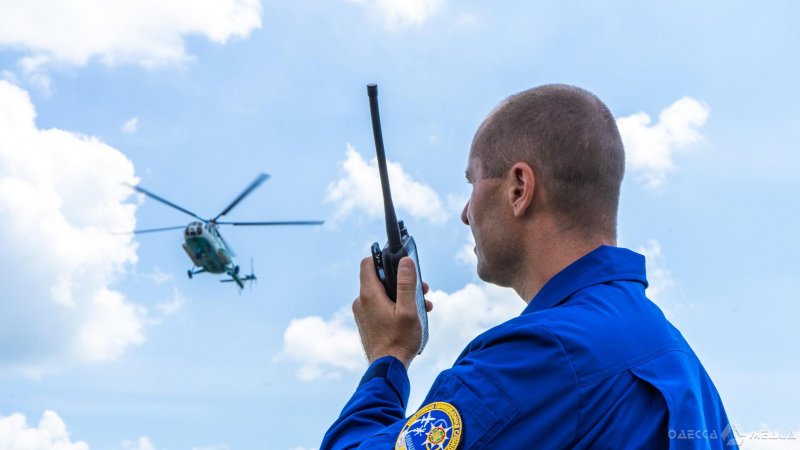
[395,401,462,450]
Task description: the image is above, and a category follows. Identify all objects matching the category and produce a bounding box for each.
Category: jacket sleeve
[320,356,410,450]
[321,323,580,450]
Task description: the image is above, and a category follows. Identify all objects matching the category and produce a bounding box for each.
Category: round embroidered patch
[395,401,462,450]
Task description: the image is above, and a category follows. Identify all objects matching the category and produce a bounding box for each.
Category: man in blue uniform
[322,85,735,449]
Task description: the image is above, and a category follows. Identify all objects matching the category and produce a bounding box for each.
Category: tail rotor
[249,258,257,290]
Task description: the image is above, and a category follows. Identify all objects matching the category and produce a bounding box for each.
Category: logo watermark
[669,424,798,447]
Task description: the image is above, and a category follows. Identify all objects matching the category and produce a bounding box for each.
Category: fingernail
[399,258,412,274]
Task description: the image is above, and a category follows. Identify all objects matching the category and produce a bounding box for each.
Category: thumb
[396,257,418,314]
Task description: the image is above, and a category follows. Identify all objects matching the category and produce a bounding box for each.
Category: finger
[425,299,433,312]
[359,256,376,285]
[359,256,386,299]
[395,257,419,317]
[422,281,429,295]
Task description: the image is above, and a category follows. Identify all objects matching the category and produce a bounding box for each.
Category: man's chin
[476,261,493,284]
[476,260,515,288]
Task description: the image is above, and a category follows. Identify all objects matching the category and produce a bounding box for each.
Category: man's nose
[461,201,470,225]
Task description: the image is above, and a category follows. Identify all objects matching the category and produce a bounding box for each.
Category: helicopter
[130,173,323,289]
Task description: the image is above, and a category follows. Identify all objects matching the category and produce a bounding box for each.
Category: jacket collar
[521,245,649,315]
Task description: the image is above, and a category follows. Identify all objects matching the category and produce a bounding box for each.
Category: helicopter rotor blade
[128,225,187,234]
[130,184,205,221]
[216,220,324,226]
[218,232,237,257]
[212,173,269,222]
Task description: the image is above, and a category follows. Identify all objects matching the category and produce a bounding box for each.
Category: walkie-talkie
[367,83,429,355]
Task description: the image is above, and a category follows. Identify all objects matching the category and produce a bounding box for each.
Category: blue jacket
[322,246,735,449]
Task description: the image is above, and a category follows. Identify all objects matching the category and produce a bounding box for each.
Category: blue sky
[0,1,798,449]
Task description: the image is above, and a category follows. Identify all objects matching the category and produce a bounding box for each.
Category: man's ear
[507,162,535,218]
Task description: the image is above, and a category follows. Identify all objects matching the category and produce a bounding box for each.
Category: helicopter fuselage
[181,221,232,274]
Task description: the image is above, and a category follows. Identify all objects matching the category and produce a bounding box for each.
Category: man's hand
[352,256,433,369]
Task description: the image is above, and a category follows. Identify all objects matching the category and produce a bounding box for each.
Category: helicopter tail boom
[220,262,256,290]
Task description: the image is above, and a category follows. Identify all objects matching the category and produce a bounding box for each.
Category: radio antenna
[367,84,402,251]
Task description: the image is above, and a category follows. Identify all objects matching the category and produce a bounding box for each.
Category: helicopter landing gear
[187,267,206,279]
[187,270,193,279]
[234,265,240,275]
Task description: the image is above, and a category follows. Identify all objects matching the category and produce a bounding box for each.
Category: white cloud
[121,436,156,450]
[18,55,53,96]
[141,267,173,285]
[121,117,139,135]
[0,410,89,450]
[326,144,447,224]
[278,308,364,381]
[456,233,477,266]
[413,283,521,370]
[0,69,18,84]
[637,239,674,306]
[347,0,445,29]
[278,282,522,390]
[155,289,185,318]
[0,0,262,89]
[617,97,709,188]
[0,80,145,375]
[634,239,703,322]
[75,290,145,362]
[0,411,317,450]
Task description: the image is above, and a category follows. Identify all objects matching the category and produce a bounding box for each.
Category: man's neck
[514,231,616,303]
